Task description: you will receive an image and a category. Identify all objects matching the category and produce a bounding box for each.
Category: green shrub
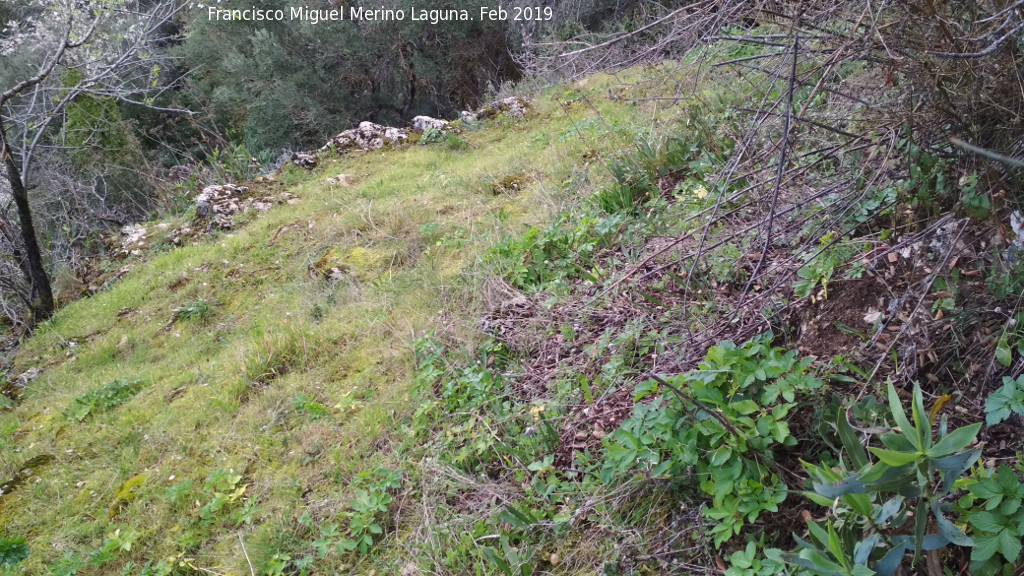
[792,382,982,576]
[984,375,1024,426]
[600,333,824,547]
[958,463,1024,573]
[488,214,618,291]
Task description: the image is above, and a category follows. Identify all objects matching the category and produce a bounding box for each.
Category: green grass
[0,70,680,575]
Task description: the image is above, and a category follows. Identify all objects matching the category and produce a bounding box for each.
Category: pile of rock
[411,115,449,133]
[461,97,529,123]
[291,151,318,169]
[320,121,410,153]
[118,224,148,257]
[195,184,251,230]
[194,184,294,231]
[288,99,529,169]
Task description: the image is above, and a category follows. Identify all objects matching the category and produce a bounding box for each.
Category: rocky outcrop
[195,184,252,230]
[411,115,449,132]
[118,224,148,257]
[291,151,318,169]
[193,184,294,231]
[461,97,529,123]
[320,121,409,153]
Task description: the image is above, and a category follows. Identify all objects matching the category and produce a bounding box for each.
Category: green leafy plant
[725,541,790,576]
[903,140,954,216]
[48,553,86,576]
[197,469,247,524]
[482,534,535,576]
[793,234,857,300]
[959,172,991,220]
[173,299,213,322]
[958,463,1024,573]
[0,536,28,567]
[88,528,138,567]
[984,375,1024,426]
[600,333,823,547]
[488,214,619,291]
[292,394,331,421]
[313,467,403,556]
[791,382,982,575]
[64,378,145,422]
[994,313,1024,367]
[419,127,444,145]
[263,552,290,576]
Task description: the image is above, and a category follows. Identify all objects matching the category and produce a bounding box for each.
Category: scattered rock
[292,151,318,169]
[196,184,250,230]
[118,224,148,257]
[461,96,529,123]
[320,121,409,154]
[13,367,39,389]
[929,217,968,256]
[324,174,352,187]
[411,115,449,132]
[169,226,194,246]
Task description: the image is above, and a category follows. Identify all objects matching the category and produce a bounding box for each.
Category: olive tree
[0,0,188,325]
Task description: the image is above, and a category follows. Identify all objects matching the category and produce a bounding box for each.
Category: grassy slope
[0,72,676,574]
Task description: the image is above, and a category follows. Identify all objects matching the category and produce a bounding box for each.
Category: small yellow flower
[693,184,709,200]
[529,404,545,423]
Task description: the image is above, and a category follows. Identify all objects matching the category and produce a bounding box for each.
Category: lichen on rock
[461,96,529,123]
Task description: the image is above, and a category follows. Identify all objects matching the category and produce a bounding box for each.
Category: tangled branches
[522,0,1024,392]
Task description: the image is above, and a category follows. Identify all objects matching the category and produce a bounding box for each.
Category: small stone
[324,174,352,187]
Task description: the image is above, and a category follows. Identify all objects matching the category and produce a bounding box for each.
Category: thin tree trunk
[0,119,55,323]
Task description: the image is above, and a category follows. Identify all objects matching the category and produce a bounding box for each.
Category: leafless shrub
[519,0,1024,394]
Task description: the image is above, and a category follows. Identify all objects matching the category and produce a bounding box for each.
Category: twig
[949,137,1024,169]
[740,24,800,306]
[238,533,256,576]
[647,373,741,439]
[556,4,698,58]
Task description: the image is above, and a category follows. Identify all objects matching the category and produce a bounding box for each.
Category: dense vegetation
[2,1,1024,575]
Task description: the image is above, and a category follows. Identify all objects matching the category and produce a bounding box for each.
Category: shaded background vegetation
[1,0,695,328]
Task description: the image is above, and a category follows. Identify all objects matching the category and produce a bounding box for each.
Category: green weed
[794,382,982,575]
[64,378,146,422]
[600,333,824,547]
[172,299,213,322]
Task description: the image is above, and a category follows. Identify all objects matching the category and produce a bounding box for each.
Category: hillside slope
[0,74,663,574]
[3,50,1024,576]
